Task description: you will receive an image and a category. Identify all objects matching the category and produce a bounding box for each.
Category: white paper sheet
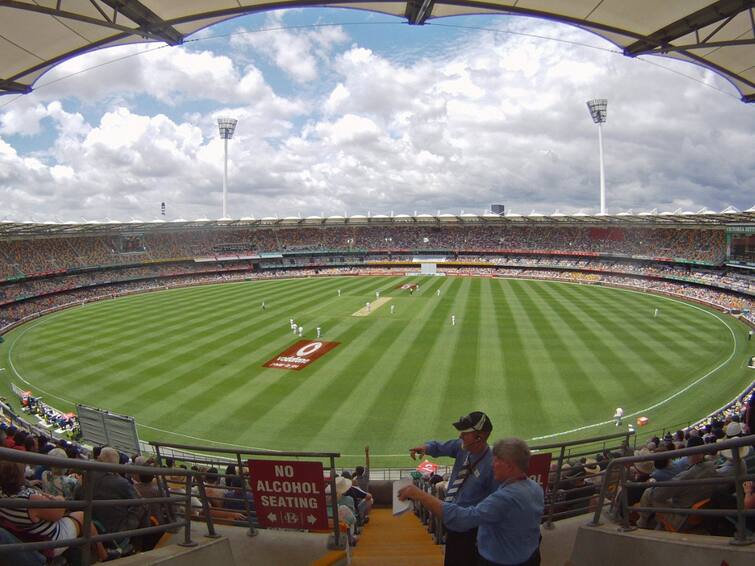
[392,477,413,516]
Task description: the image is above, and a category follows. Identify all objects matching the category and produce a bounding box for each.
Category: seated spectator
[13,430,28,451]
[716,422,751,476]
[131,456,166,524]
[583,459,602,487]
[74,447,147,542]
[223,464,237,488]
[626,450,654,507]
[650,448,676,483]
[222,474,255,513]
[354,446,370,492]
[40,448,79,500]
[342,471,373,525]
[203,468,225,509]
[5,425,16,448]
[637,435,718,530]
[325,477,358,546]
[0,460,109,561]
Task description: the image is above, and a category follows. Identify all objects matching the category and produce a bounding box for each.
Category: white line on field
[5,282,744,452]
[529,289,739,441]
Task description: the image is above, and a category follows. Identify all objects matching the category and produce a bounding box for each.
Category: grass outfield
[1,275,753,467]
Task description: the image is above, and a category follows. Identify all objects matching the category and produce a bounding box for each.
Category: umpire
[410,411,496,566]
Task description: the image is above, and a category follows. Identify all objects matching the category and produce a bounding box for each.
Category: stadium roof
[1,210,753,237]
[1,1,754,102]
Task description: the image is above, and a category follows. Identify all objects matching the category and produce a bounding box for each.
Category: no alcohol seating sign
[248,459,329,530]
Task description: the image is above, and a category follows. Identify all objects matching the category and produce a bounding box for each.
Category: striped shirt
[0,486,60,539]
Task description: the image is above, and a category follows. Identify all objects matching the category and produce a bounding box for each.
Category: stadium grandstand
[1,211,754,330]
[2,1,755,565]
[0,211,754,565]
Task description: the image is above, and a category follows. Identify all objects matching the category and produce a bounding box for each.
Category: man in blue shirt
[401,437,544,566]
[409,411,496,566]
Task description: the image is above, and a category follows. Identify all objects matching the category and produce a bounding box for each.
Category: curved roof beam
[0,1,753,102]
[623,0,753,56]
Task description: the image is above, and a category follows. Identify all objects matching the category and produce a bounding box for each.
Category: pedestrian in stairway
[400,437,544,566]
[408,412,496,566]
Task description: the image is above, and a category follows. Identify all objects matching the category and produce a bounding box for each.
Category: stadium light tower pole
[217,117,238,219]
[586,99,607,214]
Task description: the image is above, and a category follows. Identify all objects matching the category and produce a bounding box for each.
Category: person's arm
[411,439,460,460]
[398,485,444,517]
[364,445,370,471]
[400,484,507,533]
[28,492,67,523]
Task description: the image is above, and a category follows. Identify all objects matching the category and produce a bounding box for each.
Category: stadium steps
[350,507,444,565]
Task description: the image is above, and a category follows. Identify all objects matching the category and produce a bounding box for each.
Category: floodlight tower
[586,99,607,215]
[217,117,238,219]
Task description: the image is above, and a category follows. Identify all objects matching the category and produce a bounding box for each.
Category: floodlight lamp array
[217,117,238,139]
[586,99,607,124]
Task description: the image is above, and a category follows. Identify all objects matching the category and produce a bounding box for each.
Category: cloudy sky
[0,8,753,222]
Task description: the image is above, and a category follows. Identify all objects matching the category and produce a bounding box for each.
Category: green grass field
[1,275,753,467]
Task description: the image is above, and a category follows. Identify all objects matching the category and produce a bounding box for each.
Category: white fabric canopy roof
[0,1,753,102]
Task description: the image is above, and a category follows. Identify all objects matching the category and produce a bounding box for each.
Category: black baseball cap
[453,412,493,434]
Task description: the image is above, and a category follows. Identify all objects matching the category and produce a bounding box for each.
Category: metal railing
[590,435,755,545]
[149,440,345,549]
[534,430,635,528]
[0,447,204,565]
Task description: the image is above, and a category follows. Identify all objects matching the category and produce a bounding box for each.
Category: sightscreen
[76,404,140,455]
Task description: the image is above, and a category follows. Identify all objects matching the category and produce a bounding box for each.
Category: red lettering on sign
[248,459,329,531]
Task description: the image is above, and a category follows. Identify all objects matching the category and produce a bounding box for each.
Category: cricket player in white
[451,315,456,326]
[654,308,659,318]
[366,302,371,313]
[436,289,440,297]
[390,304,395,315]
[376,290,380,299]
[298,325,303,337]
[316,326,321,338]
[338,289,341,297]
[614,407,624,426]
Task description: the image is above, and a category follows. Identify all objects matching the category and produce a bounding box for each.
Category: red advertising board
[248,459,329,531]
[263,340,340,371]
[527,453,553,493]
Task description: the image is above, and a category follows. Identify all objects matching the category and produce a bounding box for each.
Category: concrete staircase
[350,508,444,565]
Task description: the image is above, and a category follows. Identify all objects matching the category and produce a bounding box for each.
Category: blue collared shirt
[443,478,544,565]
[425,438,496,508]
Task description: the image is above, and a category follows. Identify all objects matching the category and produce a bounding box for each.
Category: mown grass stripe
[493,279,556,434]
[559,284,717,381]
[474,279,511,432]
[508,279,607,423]
[526,281,655,400]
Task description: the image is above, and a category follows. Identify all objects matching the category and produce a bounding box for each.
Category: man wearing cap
[409,412,496,566]
[401,437,543,566]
